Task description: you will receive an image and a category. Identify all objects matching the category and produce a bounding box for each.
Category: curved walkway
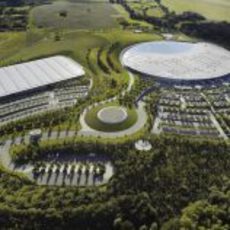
[78,72,148,138]
[0,135,114,186]
[0,132,76,171]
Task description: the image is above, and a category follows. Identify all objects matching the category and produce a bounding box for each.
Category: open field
[0,32,27,62]
[31,1,120,29]
[0,29,160,66]
[162,0,230,22]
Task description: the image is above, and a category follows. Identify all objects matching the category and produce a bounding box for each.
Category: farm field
[162,0,230,22]
[30,0,120,29]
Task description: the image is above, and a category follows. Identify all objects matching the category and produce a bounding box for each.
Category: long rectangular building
[0,56,85,98]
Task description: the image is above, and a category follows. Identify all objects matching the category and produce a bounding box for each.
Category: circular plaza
[97,106,128,125]
[84,104,138,132]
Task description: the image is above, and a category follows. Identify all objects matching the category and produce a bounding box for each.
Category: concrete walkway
[201,93,228,140]
[0,130,77,171]
[152,117,161,134]
[0,132,114,186]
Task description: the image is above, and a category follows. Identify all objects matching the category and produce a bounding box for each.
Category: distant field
[127,0,164,18]
[162,0,230,21]
[30,1,120,29]
[112,4,153,28]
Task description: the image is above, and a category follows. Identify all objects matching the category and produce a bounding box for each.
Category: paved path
[151,117,161,134]
[0,134,114,186]
[201,93,228,140]
[0,129,79,168]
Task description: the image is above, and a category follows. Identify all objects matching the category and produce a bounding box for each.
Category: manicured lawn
[98,29,161,45]
[85,102,138,132]
[0,32,27,63]
[162,0,230,22]
[1,31,107,66]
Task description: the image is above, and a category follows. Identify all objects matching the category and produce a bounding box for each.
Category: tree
[59,10,68,18]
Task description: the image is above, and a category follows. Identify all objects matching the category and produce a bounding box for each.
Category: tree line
[1,134,229,229]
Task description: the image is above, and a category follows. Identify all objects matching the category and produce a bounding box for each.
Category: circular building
[121,41,230,84]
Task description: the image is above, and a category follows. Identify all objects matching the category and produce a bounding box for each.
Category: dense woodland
[1,136,230,229]
[181,22,230,49]
[0,0,49,6]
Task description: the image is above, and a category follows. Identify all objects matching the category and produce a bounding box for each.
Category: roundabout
[84,103,138,132]
[78,72,148,138]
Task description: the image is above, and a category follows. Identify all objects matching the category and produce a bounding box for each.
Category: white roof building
[0,56,85,98]
[135,140,152,151]
[121,41,230,82]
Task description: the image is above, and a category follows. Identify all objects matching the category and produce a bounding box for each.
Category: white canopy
[0,56,85,98]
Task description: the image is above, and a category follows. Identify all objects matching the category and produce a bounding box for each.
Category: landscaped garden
[84,102,138,132]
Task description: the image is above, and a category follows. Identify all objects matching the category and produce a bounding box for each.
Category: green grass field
[30,0,120,29]
[85,102,138,132]
[0,28,160,65]
[126,0,164,18]
[162,0,230,22]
